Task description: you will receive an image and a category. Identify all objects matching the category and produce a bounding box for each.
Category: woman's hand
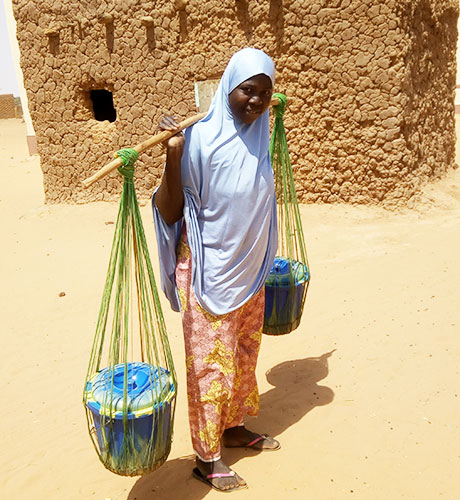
[158,115,185,151]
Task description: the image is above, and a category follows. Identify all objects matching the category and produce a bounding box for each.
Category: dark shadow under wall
[179,10,188,42]
[146,25,156,51]
[106,22,115,52]
[48,33,60,55]
[269,0,284,52]
[235,0,253,41]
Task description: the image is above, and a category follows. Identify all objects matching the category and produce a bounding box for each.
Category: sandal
[192,467,248,492]
[224,433,281,451]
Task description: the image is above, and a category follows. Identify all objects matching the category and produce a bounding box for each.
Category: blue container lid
[84,362,175,418]
[265,257,309,287]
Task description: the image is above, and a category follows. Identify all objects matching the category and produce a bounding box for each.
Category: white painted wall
[2,0,35,135]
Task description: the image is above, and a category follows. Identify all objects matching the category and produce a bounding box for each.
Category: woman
[153,48,280,492]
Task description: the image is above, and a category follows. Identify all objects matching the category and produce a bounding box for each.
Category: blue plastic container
[84,362,176,476]
[263,257,309,335]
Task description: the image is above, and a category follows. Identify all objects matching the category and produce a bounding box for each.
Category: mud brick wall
[0,94,16,119]
[12,0,459,206]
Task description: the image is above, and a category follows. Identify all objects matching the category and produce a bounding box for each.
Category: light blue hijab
[152,47,278,315]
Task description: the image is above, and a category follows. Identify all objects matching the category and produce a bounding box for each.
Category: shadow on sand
[128,351,335,499]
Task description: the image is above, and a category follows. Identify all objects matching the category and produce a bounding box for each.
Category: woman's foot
[222,426,281,451]
[193,457,247,492]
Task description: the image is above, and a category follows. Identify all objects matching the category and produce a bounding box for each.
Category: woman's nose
[249,94,262,105]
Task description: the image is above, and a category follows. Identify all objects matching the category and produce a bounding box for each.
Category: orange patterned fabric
[175,228,264,461]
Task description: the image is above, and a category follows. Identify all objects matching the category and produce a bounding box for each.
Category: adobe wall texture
[0,94,16,119]
[12,0,459,206]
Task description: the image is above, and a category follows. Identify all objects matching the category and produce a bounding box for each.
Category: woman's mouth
[245,108,261,117]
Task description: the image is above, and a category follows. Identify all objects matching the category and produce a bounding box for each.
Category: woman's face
[228,74,273,124]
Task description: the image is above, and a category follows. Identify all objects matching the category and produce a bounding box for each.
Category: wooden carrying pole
[82,97,280,188]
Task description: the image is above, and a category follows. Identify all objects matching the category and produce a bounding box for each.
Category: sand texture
[1,118,460,499]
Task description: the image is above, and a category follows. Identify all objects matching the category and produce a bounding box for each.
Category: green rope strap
[270,93,308,264]
[273,92,287,119]
[116,148,138,180]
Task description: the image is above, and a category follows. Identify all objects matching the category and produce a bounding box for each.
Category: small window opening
[194,80,220,112]
[90,89,116,122]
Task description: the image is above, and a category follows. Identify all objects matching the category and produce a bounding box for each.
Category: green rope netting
[263,93,310,335]
[83,148,177,476]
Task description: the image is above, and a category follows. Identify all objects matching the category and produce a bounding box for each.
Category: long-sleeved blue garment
[152,48,278,315]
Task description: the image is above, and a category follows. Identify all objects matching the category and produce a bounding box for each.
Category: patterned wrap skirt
[175,227,265,461]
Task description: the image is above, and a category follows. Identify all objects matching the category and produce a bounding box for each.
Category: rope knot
[116,148,139,180]
[272,93,287,119]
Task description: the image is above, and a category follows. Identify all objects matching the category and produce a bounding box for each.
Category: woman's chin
[241,113,261,124]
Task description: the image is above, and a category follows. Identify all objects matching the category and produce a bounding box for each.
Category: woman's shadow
[128,351,335,499]
[257,350,335,434]
[224,350,335,464]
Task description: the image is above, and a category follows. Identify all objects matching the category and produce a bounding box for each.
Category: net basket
[263,94,311,335]
[83,149,177,476]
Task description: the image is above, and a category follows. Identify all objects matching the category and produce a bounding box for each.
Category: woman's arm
[154,115,185,225]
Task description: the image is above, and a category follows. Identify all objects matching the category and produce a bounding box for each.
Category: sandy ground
[1,117,460,500]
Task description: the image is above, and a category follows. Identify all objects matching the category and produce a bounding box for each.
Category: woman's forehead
[238,74,273,88]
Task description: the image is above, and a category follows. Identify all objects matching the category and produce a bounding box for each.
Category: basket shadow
[127,454,208,500]
[222,350,336,464]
